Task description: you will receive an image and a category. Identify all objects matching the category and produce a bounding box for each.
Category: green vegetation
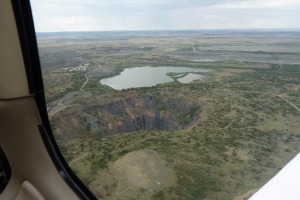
[43,71,86,102]
[40,31,300,200]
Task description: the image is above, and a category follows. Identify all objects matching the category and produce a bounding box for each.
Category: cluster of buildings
[69,63,89,72]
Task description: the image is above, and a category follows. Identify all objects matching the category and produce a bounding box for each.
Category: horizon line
[36,28,300,34]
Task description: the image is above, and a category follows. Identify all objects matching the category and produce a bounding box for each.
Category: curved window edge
[11,0,97,199]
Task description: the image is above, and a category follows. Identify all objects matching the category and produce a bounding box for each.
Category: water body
[100,66,212,90]
[191,59,216,62]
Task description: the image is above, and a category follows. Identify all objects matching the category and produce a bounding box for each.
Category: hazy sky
[30,0,300,32]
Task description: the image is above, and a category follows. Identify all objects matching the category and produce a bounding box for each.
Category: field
[38,30,300,200]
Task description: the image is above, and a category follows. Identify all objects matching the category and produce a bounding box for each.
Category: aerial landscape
[37,30,300,200]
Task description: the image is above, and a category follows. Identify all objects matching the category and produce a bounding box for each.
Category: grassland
[38,30,300,200]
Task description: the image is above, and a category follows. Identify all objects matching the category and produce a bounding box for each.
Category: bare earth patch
[90,149,176,199]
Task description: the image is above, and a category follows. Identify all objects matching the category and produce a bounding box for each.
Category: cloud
[216,0,300,9]
[30,0,300,32]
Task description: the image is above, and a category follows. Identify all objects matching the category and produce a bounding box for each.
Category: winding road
[69,153,92,165]
[277,94,300,113]
[80,74,89,91]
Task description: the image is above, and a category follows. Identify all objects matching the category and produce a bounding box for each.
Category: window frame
[11,0,97,199]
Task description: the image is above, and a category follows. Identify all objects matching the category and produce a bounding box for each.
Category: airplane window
[0,147,11,194]
[30,0,300,199]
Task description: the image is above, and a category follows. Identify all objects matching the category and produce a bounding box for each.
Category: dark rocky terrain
[52,93,200,139]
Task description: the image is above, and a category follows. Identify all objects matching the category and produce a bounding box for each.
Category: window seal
[11,0,97,199]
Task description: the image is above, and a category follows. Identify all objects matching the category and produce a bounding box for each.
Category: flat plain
[38,30,300,200]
